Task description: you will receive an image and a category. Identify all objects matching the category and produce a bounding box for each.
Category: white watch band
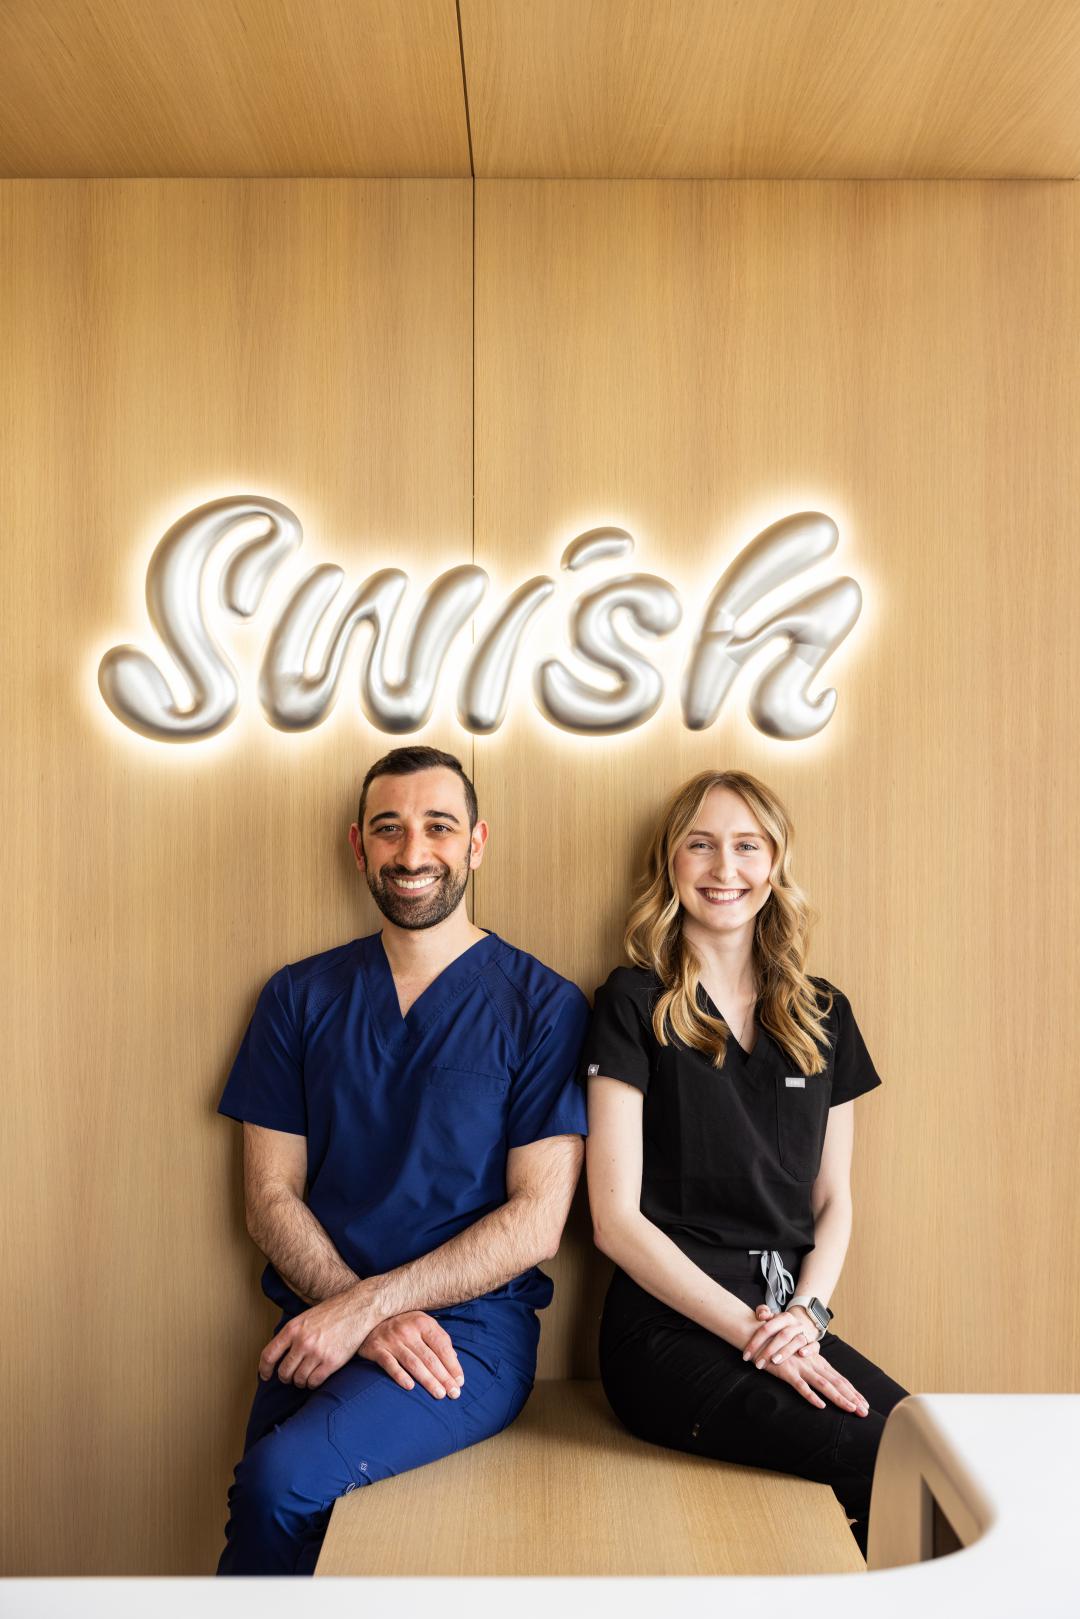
[788,1294,826,1340]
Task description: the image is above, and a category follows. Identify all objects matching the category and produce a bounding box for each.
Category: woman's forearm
[793,1195,853,1307]
[594,1211,759,1350]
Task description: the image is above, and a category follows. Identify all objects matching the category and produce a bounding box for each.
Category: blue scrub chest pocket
[424,1066,510,1102]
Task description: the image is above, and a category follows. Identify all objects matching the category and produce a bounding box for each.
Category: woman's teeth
[701,888,748,904]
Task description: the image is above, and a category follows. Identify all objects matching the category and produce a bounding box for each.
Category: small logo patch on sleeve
[587,1063,600,1076]
[785,1076,806,1088]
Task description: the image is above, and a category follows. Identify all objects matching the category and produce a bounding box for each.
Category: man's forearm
[248,1189,360,1305]
[354,1190,555,1329]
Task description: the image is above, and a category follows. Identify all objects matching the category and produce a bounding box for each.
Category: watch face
[810,1300,832,1331]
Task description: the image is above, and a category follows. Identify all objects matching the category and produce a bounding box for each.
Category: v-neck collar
[360,928,502,1050]
[698,983,780,1076]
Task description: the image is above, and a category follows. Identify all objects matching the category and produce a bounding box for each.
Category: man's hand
[359,1312,465,1400]
[259,1284,376,1389]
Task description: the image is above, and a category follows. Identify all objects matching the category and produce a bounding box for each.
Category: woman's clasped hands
[741,1303,870,1416]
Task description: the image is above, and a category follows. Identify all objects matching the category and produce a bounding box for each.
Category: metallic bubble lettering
[561,527,634,571]
[99,499,864,744]
[261,564,487,734]
[682,512,859,738]
[98,495,302,741]
[458,577,556,734]
[536,568,683,734]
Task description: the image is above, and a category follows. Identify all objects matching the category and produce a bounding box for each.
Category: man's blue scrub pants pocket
[217,1322,533,1576]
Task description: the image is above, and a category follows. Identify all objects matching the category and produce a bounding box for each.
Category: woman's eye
[738,842,759,852]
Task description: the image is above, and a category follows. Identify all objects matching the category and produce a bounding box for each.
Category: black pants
[598,1253,910,1561]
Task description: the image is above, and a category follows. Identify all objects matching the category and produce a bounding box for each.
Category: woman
[582,769,909,1561]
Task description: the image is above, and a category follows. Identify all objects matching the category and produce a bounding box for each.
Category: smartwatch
[788,1294,833,1340]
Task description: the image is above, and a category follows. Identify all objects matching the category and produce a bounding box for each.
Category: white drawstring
[748,1249,795,1314]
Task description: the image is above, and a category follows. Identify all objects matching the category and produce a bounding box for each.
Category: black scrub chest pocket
[774,1073,829,1181]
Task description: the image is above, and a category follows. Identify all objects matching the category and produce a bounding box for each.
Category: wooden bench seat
[316,1378,865,1577]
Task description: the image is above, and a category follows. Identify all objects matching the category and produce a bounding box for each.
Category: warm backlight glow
[96,494,864,746]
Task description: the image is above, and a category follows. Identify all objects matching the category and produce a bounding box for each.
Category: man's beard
[365,854,471,931]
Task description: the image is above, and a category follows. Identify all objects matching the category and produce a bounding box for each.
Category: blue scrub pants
[217,1307,535,1576]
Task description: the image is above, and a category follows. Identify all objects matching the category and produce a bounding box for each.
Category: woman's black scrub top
[578,967,882,1273]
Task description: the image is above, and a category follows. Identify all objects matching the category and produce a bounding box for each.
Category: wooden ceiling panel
[461,0,1080,179]
[0,0,471,177]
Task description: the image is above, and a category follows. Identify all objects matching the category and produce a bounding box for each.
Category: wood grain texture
[316,1379,866,1575]
[5,172,1080,1579]
[0,178,471,1575]
[472,180,1080,1388]
[462,0,1080,178]
[0,1,470,177]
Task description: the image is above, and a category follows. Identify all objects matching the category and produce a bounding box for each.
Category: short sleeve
[577,969,653,1096]
[828,988,883,1107]
[217,967,308,1135]
[506,981,590,1149]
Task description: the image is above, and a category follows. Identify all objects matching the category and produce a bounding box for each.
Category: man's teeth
[393,876,438,890]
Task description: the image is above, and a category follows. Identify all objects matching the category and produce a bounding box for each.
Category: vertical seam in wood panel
[454,2,475,180]
[470,179,476,919]
[468,175,477,919]
[455,0,478,915]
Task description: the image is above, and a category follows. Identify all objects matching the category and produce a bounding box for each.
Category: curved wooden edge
[867,1391,1080,1589]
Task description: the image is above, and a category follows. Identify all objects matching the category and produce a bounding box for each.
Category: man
[216,746,588,1576]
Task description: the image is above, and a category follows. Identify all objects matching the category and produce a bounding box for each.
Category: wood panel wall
[0,179,472,1576]
[3,176,1079,1575]
[471,181,1080,1384]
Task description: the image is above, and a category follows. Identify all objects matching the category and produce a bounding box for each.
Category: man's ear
[348,822,366,871]
[469,819,489,870]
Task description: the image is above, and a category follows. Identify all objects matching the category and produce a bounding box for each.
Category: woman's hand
[741,1304,869,1415]
[742,1301,818,1366]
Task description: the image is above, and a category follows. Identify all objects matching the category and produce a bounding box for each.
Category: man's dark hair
[357,746,479,835]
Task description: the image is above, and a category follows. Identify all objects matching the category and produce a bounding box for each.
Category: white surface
[2,1394,1076,1617]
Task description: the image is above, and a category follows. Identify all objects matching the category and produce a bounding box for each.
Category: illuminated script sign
[98,496,863,742]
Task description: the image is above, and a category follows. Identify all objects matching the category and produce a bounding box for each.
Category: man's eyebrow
[368,808,461,825]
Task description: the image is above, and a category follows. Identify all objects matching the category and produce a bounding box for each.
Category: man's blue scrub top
[218,930,589,1335]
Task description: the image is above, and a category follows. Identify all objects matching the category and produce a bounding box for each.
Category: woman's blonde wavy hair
[624,770,833,1075]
